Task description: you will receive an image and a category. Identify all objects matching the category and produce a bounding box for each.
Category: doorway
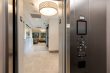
[14,0,69,73]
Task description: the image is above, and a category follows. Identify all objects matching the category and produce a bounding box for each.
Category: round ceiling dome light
[39,1,58,16]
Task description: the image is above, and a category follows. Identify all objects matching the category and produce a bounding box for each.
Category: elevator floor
[23,43,59,73]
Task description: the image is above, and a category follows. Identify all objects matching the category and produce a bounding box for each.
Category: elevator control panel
[77,36,87,57]
[76,19,88,68]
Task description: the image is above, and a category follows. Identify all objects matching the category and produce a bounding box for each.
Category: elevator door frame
[13,0,18,73]
[13,0,69,73]
[0,0,9,73]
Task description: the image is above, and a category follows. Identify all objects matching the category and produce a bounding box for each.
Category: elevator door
[0,0,6,73]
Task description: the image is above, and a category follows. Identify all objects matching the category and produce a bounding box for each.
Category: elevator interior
[15,0,109,73]
[11,0,108,73]
[0,0,110,73]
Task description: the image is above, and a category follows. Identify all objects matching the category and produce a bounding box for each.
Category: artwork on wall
[32,32,39,38]
[40,33,46,38]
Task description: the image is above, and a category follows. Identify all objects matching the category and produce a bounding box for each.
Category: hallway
[23,43,59,73]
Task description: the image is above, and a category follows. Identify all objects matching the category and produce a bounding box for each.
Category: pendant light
[39,1,58,16]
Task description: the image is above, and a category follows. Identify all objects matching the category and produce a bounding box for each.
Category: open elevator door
[13,0,70,73]
[0,0,9,73]
[0,0,13,73]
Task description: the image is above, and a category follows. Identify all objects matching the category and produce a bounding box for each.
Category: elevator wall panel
[0,0,5,73]
[88,0,106,73]
[70,0,106,73]
[107,0,110,73]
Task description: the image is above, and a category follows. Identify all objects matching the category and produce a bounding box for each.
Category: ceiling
[23,0,62,28]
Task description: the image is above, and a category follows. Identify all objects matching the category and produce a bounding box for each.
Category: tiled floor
[23,43,59,73]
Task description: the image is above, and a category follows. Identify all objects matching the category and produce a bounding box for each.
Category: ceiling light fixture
[40,29,46,32]
[39,1,58,16]
[8,4,13,13]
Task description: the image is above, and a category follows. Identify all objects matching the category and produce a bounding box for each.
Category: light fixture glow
[40,29,46,32]
[8,4,13,13]
[39,1,58,16]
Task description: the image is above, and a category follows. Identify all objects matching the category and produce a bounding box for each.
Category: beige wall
[18,0,24,73]
[49,18,59,51]
[107,0,110,73]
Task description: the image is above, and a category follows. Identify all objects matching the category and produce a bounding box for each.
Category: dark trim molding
[13,0,18,73]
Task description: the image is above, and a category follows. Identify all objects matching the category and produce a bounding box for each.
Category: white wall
[24,38,33,54]
[24,25,33,54]
[107,0,110,73]
[18,0,24,73]
[49,18,59,51]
